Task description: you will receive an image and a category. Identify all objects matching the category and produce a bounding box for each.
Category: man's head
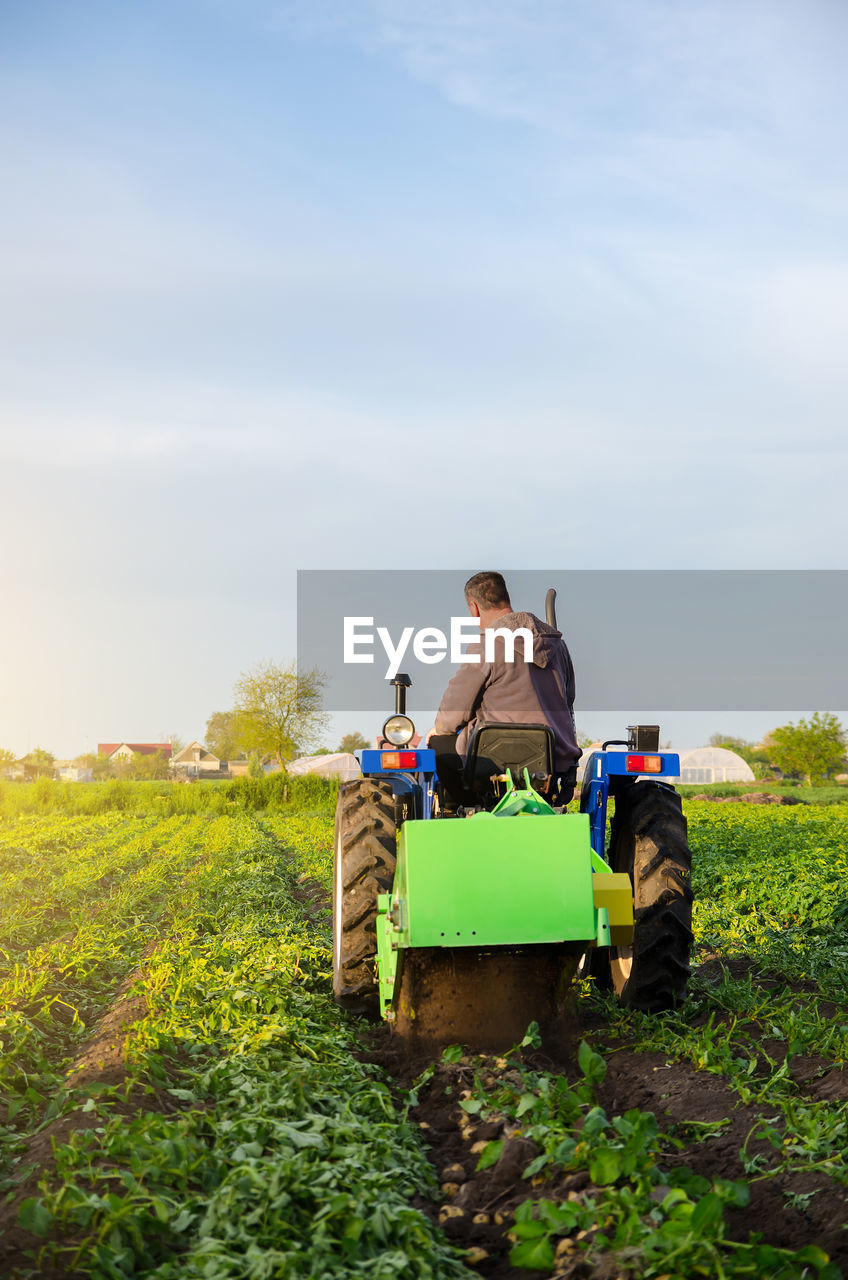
[464,571,512,621]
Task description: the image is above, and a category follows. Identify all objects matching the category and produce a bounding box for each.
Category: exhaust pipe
[545,587,558,629]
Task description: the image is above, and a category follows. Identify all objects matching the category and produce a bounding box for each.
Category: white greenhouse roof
[286,753,363,781]
[678,747,755,785]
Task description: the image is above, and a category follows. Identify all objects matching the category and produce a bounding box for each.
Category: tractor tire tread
[608,781,693,1012]
[333,779,397,1013]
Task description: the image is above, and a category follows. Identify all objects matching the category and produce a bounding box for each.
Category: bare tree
[233,660,329,768]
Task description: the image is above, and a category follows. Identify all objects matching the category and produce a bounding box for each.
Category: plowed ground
[364,952,848,1279]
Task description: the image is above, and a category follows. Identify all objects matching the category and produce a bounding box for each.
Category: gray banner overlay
[297,570,848,713]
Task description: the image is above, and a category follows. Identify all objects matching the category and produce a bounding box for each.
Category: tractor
[332,592,693,1047]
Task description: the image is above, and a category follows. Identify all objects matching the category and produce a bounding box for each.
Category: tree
[130,750,171,780]
[205,710,253,761]
[338,732,370,754]
[708,732,773,780]
[765,713,846,786]
[0,747,15,776]
[708,732,751,753]
[232,660,329,768]
[20,747,55,779]
[73,752,112,780]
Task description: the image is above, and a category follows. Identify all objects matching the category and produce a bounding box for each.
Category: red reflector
[626,754,663,773]
[381,751,417,768]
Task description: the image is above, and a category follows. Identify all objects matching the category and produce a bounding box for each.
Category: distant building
[171,741,222,776]
[678,747,755,785]
[98,742,173,762]
[55,762,95,783]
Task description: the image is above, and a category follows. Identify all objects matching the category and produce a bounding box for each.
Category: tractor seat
[464,723,554,803]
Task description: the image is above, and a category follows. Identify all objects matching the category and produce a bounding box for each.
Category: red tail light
[381,751,417,769]
[626,754,663,773]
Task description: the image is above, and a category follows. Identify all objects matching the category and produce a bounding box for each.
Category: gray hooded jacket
[433,611,580,770]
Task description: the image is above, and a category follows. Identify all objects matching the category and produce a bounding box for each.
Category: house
[98,742,173,763]
[227,755,274,778]
[56,762,94,783]
[171,741,222,776]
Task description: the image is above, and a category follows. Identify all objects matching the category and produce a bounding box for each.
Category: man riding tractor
[428,571,581,810]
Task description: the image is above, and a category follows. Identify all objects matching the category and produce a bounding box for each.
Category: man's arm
[434,657,492,734]
[563,641,576,712]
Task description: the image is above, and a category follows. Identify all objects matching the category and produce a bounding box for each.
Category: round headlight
[382,714,415,746]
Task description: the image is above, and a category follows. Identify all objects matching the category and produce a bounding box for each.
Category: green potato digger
[332,598,693,1047]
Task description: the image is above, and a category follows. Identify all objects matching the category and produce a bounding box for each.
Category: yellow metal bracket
[592,872,634,946]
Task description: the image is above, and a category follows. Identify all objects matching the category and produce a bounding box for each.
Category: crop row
[417,1032,839,1279]
[7,807,467,1279]
[0,812,193,958]
[686,802,848,988]
[0,814,215,1159]
[592,801,848,1200]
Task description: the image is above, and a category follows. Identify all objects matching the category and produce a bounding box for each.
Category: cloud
[265,0,848,215]
[750,261,848,387]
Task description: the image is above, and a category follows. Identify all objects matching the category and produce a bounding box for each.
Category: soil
[692,792,802,805]
[289,872,333,920]
[362,952,848,1279]
[394,946,579,1054]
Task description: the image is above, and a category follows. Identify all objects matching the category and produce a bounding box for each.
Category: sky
[1,0,846,758]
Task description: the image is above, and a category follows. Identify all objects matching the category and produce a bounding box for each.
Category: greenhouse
[286,753,362,780]
[678,746,755,785]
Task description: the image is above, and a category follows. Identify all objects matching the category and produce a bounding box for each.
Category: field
[1,784,848,1279]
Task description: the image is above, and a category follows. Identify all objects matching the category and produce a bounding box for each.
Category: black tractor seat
[431,722,558,812]
[464,722,554,797]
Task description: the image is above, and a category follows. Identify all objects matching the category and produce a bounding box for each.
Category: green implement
[375,772,632,1022]
[392,812,595,950]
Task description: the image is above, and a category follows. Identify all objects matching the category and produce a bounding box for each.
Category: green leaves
[577,1039,607,1086]
[588,1147,621,1186]
[475,1139,503,1171]
[18,1197,53,1236]
[509,1235,556,1270]
[3,807,466,1280]
[7,791,848,1280]
[520,1021,543,1050]
[508,1199,584,1271]
[690,1190,723,1233]
[687,801,848,990]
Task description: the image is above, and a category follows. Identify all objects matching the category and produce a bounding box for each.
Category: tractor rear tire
[333,778,397,1014]
[607,781,693,1012]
